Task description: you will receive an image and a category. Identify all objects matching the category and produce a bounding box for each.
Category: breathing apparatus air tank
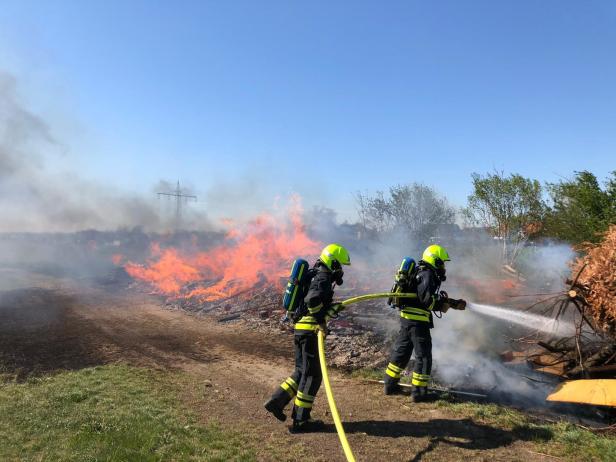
[282,259,310,315]
[388,257,417,307]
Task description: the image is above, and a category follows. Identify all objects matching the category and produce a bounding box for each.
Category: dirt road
[0,272,556,461]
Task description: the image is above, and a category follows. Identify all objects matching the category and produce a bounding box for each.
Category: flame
[124,197,322,301]
[111,254,124,265]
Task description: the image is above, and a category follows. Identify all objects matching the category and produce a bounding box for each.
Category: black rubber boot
[421,390,441,402]
[384,382,405,395]
[410,385,426,403]
[384,374,405,395]
[410,387,440,403]
[264,399,287,422]
[288,419,325,434]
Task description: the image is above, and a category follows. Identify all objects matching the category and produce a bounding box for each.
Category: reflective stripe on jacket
[294,261,344,333]
[398,265,441,324]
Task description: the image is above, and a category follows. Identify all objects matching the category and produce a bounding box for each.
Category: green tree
[544,171,616,245]
[463,171,545,265]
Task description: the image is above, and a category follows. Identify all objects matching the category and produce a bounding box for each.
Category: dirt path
[0,278,555,461]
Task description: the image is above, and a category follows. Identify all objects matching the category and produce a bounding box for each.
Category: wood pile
[570,224,616,337]
[522,226,616,379]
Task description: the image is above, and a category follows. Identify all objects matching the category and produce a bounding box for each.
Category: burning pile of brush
[121,198,322,303]
[570,224,616,337]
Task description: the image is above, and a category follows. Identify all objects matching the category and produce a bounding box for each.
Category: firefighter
[383,244,466,402]
[264,243,351,433]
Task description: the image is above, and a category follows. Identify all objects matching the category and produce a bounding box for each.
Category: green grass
[349,367,382,381]
[0,365,255,462]
[2,363,615,462]
[435,399,616,462]
[348,366,414,385]
[545,421,616,461]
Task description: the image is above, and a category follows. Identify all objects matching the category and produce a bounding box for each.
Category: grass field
[0,365,254,462]
[2,364,615,461]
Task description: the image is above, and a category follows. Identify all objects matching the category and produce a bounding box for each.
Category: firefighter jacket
[294,261,344,334]
[398,263,443,326]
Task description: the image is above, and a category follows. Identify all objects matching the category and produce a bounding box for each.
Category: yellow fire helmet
[422,244,450,270]
[319,243,351,271]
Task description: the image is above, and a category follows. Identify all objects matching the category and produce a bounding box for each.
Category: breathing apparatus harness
[387,257,454,319]
[387,257,419,308]
[282,258,343,324]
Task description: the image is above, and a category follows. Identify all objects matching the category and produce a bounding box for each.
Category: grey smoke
[0,71,210,233]
[329,219,576,405]
[0,70,578,405]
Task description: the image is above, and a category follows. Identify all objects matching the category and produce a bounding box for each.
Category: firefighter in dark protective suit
[384,244,466,402]
[264,244,351,433]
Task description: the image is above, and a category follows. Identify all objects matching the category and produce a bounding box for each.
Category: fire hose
[317,330,356,462]
[317,292,419,462]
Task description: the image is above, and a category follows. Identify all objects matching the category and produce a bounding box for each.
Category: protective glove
[437,291,450,313]
[449,298,467,310]
[317,323,330,337]
[387,283,398,307]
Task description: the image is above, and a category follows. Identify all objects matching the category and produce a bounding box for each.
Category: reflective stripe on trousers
[411,371,430,387]
[280,377,298,397]
[385,362,404,379]
[294,390,315,408]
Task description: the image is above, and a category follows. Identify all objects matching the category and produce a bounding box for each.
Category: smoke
[204,174,277,223]
[0,70,580,405]
[0,71,212,233]
[429,243,576,404]
[330,222,576,405]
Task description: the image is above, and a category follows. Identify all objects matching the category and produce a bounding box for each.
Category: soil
[0,268,562,461]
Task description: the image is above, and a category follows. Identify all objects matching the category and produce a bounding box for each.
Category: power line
[157,180,197,230]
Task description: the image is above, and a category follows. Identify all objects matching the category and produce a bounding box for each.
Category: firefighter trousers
[384,321,432,395]
[268,332,322,422]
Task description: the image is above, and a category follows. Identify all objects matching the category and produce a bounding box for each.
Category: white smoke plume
[0,71,210,233]
[323,215,577,405]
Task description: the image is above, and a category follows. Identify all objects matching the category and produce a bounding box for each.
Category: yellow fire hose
[340,292,414,308]
[317,330,356,462]
[317,292,417,462]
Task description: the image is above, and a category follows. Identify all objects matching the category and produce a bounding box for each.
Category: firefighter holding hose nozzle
[264,244,351,433]
[383,244,466,402]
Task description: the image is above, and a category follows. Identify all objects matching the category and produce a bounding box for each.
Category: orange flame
[111,254,124,265]
[125,197,322,301]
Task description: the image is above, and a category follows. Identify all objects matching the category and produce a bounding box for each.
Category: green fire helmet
[422,244,450,270]
[319,243,351,271]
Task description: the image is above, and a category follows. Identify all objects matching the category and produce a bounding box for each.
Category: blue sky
[1,1,615,221]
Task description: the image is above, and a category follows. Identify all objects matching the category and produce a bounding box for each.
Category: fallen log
[567,344,616,378]
[584,364,616,375]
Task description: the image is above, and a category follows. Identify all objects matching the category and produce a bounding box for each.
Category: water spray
[467,302,576,338]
